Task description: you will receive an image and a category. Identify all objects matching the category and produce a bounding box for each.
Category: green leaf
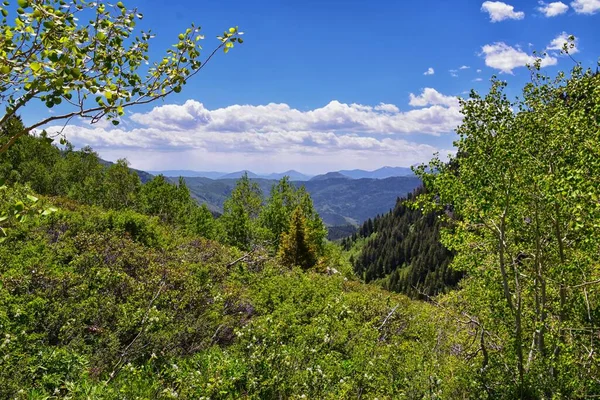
[41,207,58,216]
[30,62,41,73]
[17,0,28,8]
[14,201,24,212]
[26,194,38,203]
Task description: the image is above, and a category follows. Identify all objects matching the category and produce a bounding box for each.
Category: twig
[378,305,399,331]
[227,250,255,268]
[569,279,600,289]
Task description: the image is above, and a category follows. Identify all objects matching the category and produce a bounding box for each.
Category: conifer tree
[278,206,318,270]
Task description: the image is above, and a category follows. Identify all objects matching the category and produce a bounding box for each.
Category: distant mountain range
[150,166,415,181]
[338,166,414,179]
[179,175,422,227]
[140,165,421,227]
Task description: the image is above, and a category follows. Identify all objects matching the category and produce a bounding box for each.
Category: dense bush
[0,193,477,398]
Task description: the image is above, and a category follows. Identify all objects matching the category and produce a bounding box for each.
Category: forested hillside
[342,188,460,298]
[1,184,475,398]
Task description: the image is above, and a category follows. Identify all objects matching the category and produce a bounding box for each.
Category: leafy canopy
[0,0,242,152]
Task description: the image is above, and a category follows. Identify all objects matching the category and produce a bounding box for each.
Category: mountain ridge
[149,166,416,181]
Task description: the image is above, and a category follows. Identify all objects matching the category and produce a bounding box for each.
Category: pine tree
[278,206,318,270]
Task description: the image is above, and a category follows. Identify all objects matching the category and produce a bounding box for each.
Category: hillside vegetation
[0,171,473,399]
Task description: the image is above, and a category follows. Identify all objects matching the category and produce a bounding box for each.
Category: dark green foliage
[220,172,263,250]
[0,128,221,240]
[0,201,243,398]
[278,206,318,270]
[345,188,460,298]
[258,176,298,248]
[101,159,141,210]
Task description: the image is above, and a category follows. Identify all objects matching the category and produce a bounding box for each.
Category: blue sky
[31,0,600,174]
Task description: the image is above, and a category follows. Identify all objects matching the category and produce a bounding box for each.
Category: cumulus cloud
[423,67,435,75]
[42,91,462,171]
[570,0,600,14]
[481,1,525,21]
[538,1,569,16]
[374,103,400,113]
[126,96,461,137]
[459,65,470,70]
[547,32,579,54]
[408,88,459,108]
[481,42,557,73]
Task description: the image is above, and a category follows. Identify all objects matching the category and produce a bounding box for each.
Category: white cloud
[476,69,482,73]
[374,103,400,113]
[547,32,579,54]
[408,88,459,108]
[570,0,600,14]
[41,92,462,172]
[481,42,557,73]
[459,65,470,70]
[423,67,435,75]
[125,96,461,137]
[481,1,525,21]
[538,1,569,16]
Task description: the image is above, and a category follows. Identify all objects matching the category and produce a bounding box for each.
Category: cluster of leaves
[0,0,242,153]
[0,179,56,240]
[415,63,600,397]
[341,188,459,298]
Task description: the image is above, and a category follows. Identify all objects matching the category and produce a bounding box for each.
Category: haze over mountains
[149,166,415,181]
